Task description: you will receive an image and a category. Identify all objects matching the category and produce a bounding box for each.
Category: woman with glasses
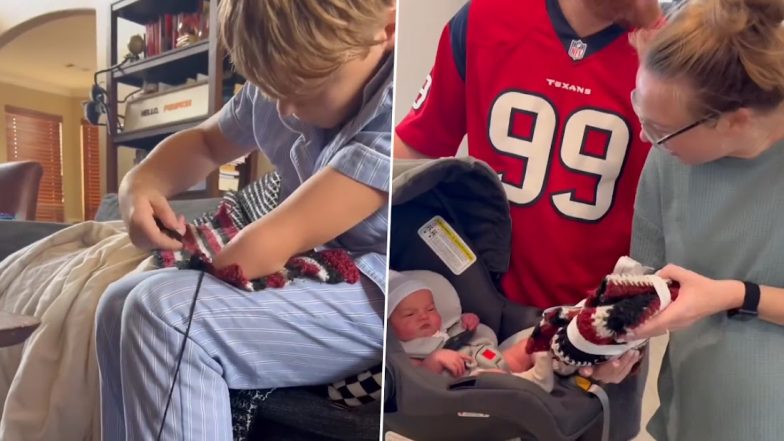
[628,0,784,439]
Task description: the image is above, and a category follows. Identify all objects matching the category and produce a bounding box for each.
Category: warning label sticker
[417,216,477,275]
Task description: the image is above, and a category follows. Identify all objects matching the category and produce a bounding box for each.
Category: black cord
[93,57,130,87]
[90,58,132,131]
[118,88,143,104]
[156,270,205,441]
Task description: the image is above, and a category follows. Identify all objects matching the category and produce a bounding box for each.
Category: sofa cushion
[95,194,221,223]
[0,221,70,262]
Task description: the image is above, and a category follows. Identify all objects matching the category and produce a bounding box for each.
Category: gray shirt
[631,145,784,441]
[217,56,393,291]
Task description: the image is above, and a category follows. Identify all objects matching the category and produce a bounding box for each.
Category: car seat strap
[575,376,610,441]
[588,383,610,441]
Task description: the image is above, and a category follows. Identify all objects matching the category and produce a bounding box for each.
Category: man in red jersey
[395,0,662,439]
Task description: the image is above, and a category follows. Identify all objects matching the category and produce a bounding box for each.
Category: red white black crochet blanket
[149,173,379,441]
[153,197,359,291]
[526,262,680,370]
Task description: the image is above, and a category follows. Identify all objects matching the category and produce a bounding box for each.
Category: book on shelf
[143,1,209,58]
[219,163,241,192]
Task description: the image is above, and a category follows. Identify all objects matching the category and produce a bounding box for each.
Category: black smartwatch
[727,281,761,320]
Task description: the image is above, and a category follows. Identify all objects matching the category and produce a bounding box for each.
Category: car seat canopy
[392,158,512,276]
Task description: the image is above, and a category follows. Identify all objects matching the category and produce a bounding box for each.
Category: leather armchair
[0,161,43,220]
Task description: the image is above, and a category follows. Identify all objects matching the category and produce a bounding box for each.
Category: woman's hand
[631,264,743,339]
[579,349,641,384]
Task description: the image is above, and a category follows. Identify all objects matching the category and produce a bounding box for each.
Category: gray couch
[0,194,379,441]
[0,195,220,262]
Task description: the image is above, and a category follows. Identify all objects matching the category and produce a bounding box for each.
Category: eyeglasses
[630,90,718,148]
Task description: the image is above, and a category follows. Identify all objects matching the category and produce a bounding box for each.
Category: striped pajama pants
[95,268,385,441]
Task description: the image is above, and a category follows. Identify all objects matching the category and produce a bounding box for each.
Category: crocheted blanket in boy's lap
[153,198,359,290]
[150,174,380,441]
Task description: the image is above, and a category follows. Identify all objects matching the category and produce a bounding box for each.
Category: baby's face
[390,289,443,342]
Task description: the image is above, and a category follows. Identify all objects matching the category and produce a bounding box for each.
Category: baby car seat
[384,157,606,441]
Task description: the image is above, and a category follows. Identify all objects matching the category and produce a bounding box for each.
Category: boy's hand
[423,349,473,377]
[213,166,386,279]
[120,186,186,251]
[460,313,480,331]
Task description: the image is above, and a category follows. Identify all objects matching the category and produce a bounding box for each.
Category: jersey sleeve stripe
[449,1,470,82]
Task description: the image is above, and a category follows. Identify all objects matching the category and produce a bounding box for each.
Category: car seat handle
[446,372,538,392]
[447,377,478,391]
[449,374,610,441]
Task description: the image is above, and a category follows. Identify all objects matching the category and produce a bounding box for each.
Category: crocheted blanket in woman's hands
[526,269,679,371]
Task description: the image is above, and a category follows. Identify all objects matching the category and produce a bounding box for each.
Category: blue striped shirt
[217,55,393,291]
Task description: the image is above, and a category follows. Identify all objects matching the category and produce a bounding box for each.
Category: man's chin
[621,15,660,30]
[621,3,663,29]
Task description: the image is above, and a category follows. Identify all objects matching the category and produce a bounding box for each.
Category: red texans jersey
[396,0,651,308]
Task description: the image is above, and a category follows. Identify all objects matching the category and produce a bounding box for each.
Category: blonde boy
[95,1,395,439]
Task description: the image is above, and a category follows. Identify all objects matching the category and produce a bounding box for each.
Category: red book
[164,14,173,51]
[145,23,152,56]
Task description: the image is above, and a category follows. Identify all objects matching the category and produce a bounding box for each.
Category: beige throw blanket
[0,221,151,441]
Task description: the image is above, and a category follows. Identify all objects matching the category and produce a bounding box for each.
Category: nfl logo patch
[568,39,587,61]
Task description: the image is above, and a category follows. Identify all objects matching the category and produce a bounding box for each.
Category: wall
[394,0,465,125]
[0,0,100,38]
[395,0,468,155]
[0,1,110,198]
[71,96,88,220]
[0,82,86,222]
[96,5,110,197]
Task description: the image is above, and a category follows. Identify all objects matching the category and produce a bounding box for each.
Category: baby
[388,271,553,390]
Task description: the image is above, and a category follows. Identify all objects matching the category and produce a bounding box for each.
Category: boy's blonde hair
[219,0,394,100]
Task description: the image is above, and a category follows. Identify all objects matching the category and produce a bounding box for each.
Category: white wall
[0,0,99,35]
[394,0,466,126]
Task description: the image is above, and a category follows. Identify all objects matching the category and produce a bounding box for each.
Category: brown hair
[639,0,784,115]
[219,0,393,99]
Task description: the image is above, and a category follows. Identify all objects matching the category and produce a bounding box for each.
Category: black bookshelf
[113,0,200,26]
[113,39,209,87]
[106,0,228,198]
[112,116,207,150]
